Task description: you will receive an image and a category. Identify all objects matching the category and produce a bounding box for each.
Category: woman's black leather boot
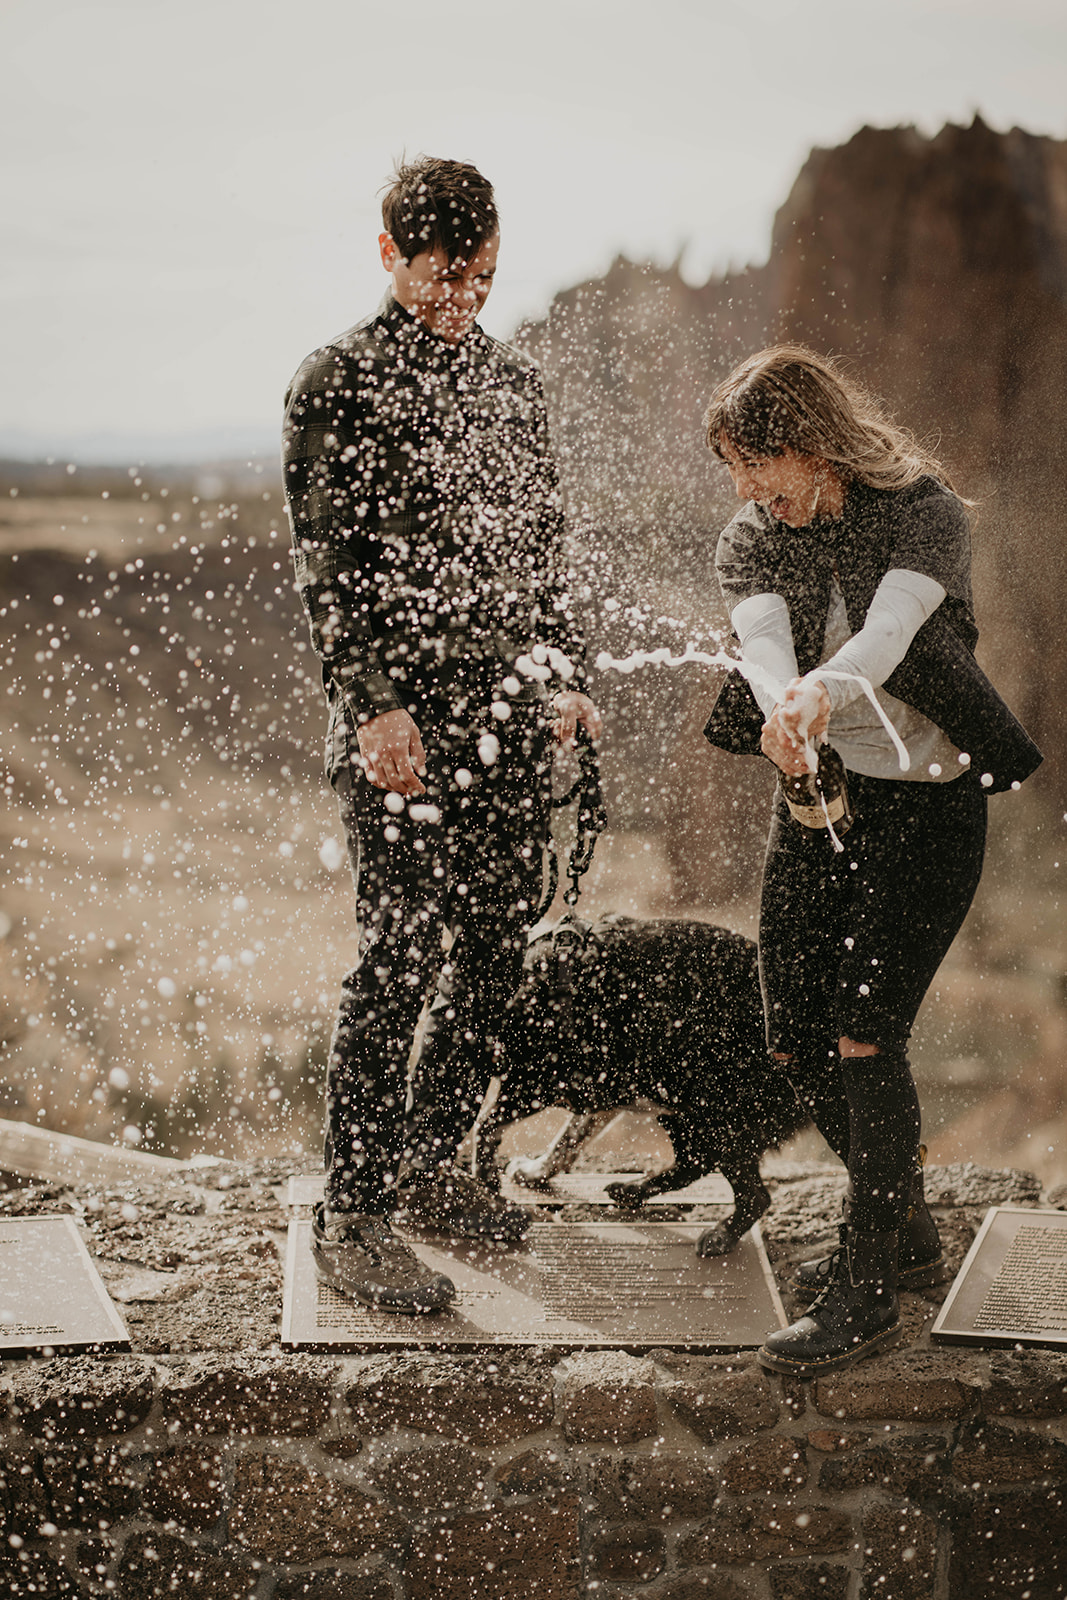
[789,1147,943,1300]
[759,1225,902,1378]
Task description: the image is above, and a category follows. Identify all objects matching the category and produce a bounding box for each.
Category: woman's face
[717,436,827,527]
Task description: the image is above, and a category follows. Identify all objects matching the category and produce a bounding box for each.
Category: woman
[701,346,1041,1377]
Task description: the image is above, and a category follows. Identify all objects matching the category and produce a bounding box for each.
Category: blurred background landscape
[3,118,1066,1187]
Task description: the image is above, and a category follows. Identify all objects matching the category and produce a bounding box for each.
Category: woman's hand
[780,675,830,742]
[761,707,813,774]
[761,676,831,774]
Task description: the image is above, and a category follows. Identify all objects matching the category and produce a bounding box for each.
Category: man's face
[380,233,499,344]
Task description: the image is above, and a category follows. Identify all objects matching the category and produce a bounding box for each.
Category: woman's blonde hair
[705,344,959,494]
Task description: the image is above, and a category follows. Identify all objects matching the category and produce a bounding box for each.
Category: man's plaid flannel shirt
[282,294,586,779]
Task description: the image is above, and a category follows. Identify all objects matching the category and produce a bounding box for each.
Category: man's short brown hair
[381,156,498,265]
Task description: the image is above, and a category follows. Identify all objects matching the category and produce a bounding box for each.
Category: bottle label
[784,792,848,829]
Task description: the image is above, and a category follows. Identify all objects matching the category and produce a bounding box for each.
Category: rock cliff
[770,116,1067,760]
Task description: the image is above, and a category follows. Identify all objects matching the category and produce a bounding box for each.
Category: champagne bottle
[779,744,854,835]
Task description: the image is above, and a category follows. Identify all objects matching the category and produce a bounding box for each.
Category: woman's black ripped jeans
[759,769,987,1229]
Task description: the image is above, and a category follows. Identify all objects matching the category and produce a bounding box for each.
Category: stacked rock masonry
[1,1161,1065,1599]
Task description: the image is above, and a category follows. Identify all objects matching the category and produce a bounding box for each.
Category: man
[282,157,600,1313]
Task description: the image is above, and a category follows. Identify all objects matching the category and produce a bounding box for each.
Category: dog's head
[496,915,590,1101]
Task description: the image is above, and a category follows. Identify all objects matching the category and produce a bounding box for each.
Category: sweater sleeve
[815,569,946,709]
[730,593,798,718]
[282,348,406,722]
[883,480,973,605]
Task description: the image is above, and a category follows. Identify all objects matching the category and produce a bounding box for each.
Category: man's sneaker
[311,1202,455,1314]
[396,1166,530,1243]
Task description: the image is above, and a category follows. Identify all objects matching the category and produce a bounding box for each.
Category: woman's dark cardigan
[703,477,1042,794]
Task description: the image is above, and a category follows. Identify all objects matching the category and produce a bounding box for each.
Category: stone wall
[1,1162,1066,1599]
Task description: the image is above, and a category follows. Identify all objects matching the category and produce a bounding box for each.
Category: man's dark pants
[326,694,552,1216]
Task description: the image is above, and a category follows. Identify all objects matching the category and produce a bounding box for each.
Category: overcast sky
[2,0,1065,461]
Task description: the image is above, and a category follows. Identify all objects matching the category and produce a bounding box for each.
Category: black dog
[475,913,808,1254]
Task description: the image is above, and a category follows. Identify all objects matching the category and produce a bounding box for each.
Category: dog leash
[535,725,607,919]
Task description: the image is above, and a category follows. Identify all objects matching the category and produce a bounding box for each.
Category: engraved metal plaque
[285,1172,735,1210]
[0,1216,130,1354]
[931,1206,1067,1350]
[281,1218,786,1351]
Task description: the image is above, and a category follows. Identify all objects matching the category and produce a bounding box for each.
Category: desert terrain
[2,465,1065,1190]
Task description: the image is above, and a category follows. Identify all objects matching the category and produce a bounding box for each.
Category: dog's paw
[604,1180,649,1211]
[695,1220,743,1257]
[504,1155,555,1189]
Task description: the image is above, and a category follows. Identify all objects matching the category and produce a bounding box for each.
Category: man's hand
[550,691,602,747]
[357,708,427,795]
